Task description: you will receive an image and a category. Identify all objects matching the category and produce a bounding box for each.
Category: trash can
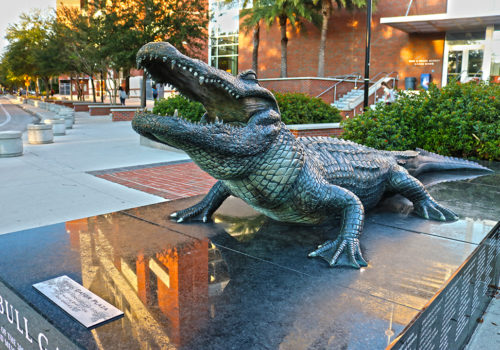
[405,77,417,90]
[420,74,431,90]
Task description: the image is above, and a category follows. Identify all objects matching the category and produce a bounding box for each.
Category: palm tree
[315,0,367,77]
[241,0,318,78]
[240,0,262,74]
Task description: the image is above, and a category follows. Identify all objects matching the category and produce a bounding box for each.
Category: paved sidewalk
[0,102,189,235]
[90,160,217,200]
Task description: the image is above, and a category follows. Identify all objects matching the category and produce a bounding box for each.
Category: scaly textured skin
[132,42,491,268]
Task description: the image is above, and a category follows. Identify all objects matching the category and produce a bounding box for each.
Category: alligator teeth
[189,68,193,72]
[215,116,219,123]
[194,72,198,77]
[171,60,176,69]
[235,95,240,99]
[199,76,205,85]
[162,57,167,62]
[173,109,178,118]
[183,66,187,70]
[177,63,182,67]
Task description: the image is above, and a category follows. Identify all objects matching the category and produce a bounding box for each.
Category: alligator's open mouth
[137,42,279,124]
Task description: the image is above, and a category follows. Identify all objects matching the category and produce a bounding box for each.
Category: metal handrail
[450,70,484,84]
[370,71,399,84]
[316,72,362,100]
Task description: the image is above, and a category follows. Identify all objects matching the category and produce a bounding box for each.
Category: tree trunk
[252,23,260,74]
[44,78,50,99]
[318,2,331,77]
[70,75,73,100]
[35,78,40,97]
[100,72,104,103]
[141,71,147,108]
[279,15,288,78]
[125,74,130,95]
[90,76,96,102]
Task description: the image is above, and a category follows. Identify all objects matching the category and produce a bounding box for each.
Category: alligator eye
[240,70,258,81]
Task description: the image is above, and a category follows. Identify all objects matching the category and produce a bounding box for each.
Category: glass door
[446,45,484,84]
[447,50,463,83]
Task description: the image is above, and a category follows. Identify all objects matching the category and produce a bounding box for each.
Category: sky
[0,0,57,54]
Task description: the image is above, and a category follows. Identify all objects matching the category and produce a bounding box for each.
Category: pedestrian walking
[119,86,127,105]
[152,85,158,101]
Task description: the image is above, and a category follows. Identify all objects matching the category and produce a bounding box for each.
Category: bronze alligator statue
[132,42,491,268]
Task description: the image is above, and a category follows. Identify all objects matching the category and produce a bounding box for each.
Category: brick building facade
[239,0,446,86]
[222,0,499,103]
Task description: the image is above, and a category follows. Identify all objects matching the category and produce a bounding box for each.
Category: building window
[60,81,71,95]
[209,0,244,75]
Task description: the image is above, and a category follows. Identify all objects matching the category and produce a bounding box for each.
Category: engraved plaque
[390,223,500,350]
[33,275,124,329]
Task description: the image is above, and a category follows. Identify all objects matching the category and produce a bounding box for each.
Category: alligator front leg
[307,185,368,269]
[170,180,230,222]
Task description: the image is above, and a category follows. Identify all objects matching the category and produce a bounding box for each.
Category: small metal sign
[33,275,124,329]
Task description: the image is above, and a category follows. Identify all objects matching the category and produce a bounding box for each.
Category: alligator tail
[399,148,493,176]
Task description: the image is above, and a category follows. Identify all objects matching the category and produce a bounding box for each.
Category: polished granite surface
[0,165,498,349]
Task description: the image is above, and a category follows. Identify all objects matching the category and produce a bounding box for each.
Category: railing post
[334,86,337,103]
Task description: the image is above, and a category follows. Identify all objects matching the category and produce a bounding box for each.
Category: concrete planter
[27,124,53,144]
[286,123,343,138]
[0,131,23,157]
[44,119,66,136]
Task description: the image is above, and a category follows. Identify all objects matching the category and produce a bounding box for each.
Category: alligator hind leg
[307,184,368,269]
[388,166,458,221]
[171,181,230,222]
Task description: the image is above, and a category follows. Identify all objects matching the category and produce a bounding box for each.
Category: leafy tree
[4,11,49,96]
[57,0,208,104]
[122,0,209,107]
[241,0,318,78]
[313,0,367,77]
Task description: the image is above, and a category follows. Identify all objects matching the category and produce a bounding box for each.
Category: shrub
[152,95,205,121]
[153,91,341,125]
[341,81,500,161]
[273,91,341,124]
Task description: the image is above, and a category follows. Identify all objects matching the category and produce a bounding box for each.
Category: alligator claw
[169,200,215,223]
[309,236,367,269]
[414,199,458,222]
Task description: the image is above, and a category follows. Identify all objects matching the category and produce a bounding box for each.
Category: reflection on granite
[0,166,497,349]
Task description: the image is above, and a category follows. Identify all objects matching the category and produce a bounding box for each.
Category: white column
[482,25,494,81]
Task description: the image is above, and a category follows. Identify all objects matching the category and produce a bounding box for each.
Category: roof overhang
[380,13,500,33]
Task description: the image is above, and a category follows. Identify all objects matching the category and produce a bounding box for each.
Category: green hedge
[273,91,341,124]
[153,91,341,124]
[152,95,205,121]
[341,81,500,161]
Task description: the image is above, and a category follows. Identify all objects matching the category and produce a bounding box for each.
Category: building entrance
[446,44,484,84]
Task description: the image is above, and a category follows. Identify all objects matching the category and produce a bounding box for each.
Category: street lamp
[363,0,373,110]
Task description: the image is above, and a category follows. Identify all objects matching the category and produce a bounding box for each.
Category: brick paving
[90,160,217,200]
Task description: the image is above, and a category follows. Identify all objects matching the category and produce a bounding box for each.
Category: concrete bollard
[44,119,66,136]
[0,131,23,157]
[27,124,53,144]
[62,115,74,129]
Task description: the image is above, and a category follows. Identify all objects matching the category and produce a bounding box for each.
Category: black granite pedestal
[0,166,499,350]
